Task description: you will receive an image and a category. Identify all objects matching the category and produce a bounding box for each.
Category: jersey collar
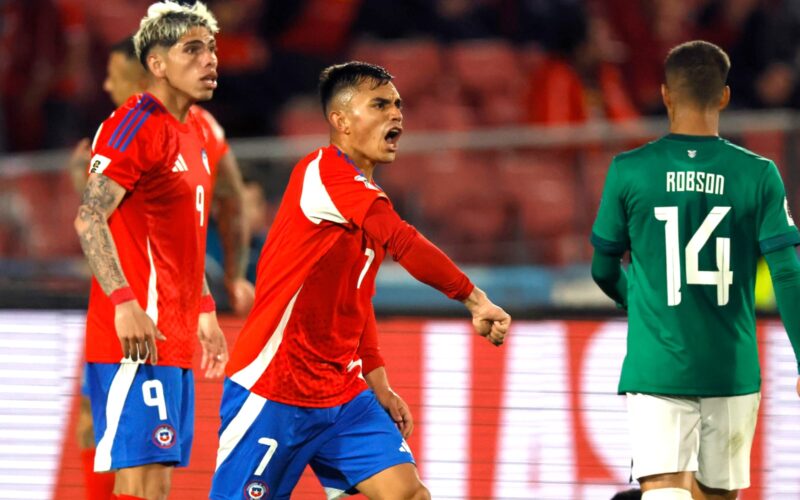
[664,133,722,142]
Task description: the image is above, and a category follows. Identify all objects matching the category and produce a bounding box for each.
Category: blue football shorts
[86,362,194,472]
[210,380,416,500]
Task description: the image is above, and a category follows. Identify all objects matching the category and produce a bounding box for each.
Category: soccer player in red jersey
[73,2,227,499]
[210,62,511,499]
[69,34,255,500]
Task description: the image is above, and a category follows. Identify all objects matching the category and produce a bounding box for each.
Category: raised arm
[74,173,165,363]
[362,199,511,346]
[213,150,254,315]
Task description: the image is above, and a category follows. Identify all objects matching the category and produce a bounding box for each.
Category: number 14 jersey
[592,134,800,396]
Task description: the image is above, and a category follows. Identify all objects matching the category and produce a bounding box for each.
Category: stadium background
[3,0,800,498]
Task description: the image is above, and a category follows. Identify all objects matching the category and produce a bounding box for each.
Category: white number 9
[196,185,205,227]
[142,380,167,420]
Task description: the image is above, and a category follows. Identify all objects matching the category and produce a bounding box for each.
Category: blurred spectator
[428,0,502,41]
[352,0,437,39]
[251,0,363,134]
[203,0,271,135]
[0,0,64,151]
[696,0,774,108]
[602,0,697,114]
[524,3,638,124]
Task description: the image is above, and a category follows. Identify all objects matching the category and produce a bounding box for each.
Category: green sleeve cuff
[591,232,628,256]
[760,230,800,254]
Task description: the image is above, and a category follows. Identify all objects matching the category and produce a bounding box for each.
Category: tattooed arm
[74,173,128,293]
[214,150,254,315]
[74,173,165,363]
[198,274,228,378]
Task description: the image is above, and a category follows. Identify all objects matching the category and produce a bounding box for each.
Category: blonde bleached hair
[133,1,219,69]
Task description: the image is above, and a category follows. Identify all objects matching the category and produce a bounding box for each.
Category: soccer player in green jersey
[591,40,800,500]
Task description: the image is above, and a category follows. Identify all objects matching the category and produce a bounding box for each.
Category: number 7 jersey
[591,134,800,396]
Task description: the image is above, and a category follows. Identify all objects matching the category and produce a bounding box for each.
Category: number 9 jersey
[591,134,800,397]
[84,92,213,368]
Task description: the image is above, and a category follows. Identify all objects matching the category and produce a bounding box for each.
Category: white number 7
[254,437,278,476]
[357,248,375,289]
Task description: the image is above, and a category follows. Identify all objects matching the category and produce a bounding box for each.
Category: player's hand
[463,287,511,347]
[198,311,228,378]
[796,377,800,397]
[225,277,255,316]
[374,388,414,438]
[114,300,166,364]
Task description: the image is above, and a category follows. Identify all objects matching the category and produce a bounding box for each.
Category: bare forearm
[74,174,128,295]
[217,197,248,281]
[215,152,249,282]
[364,366,390,394]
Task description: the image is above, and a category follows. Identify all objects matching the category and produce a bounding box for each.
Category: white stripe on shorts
[94,363,140,471]
[215,391,267,471]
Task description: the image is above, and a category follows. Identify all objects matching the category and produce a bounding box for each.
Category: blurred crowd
[3,0,800,152]
[3,0,800,272]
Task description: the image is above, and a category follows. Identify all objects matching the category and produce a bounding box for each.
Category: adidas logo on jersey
[398,439,412,454]
[172,154,189,172]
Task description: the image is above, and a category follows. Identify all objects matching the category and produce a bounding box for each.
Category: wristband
[109,286,136,306]
[199,294,216,313]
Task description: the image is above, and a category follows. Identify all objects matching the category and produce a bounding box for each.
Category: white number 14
[654,206,733,306]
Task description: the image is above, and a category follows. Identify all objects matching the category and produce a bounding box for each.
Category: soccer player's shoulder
[294,145,350,174]
[97,94,170,152]
[719,138,775,170]
[610,139,660,169]
[189,104,225,142]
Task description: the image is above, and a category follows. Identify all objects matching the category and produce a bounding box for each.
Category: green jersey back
[592,134,800,396]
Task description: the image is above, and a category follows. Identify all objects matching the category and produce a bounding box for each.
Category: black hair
[664,40,730,107]
[110,36,138,61]
[318,61,393,115]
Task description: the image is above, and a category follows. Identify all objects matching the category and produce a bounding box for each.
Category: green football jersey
[592,133,800,397]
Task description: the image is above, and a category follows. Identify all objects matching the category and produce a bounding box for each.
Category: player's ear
[718,85,730,111]
[147,51,166,78]
[329,109,349,135]
[661,84,672,112]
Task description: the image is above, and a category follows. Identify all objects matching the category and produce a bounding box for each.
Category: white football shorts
[626,392,760,491]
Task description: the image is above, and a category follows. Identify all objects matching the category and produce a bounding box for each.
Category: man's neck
[148,83,193,122]
[330,140,376,181]
[668,105,720,136]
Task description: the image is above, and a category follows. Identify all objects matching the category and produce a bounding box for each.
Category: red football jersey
[84,93,213,368]
[192,104,229,182]
[227,145,389,407]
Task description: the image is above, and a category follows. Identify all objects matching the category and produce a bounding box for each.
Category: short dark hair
[664,40,730,107]
[318,61,393,115]
[110,36,137,61]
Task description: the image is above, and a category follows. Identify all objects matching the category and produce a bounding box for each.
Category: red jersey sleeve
[88,94,167,191]
[357,306,384,375]
[310,146,387,228]
[363,199,474,301]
